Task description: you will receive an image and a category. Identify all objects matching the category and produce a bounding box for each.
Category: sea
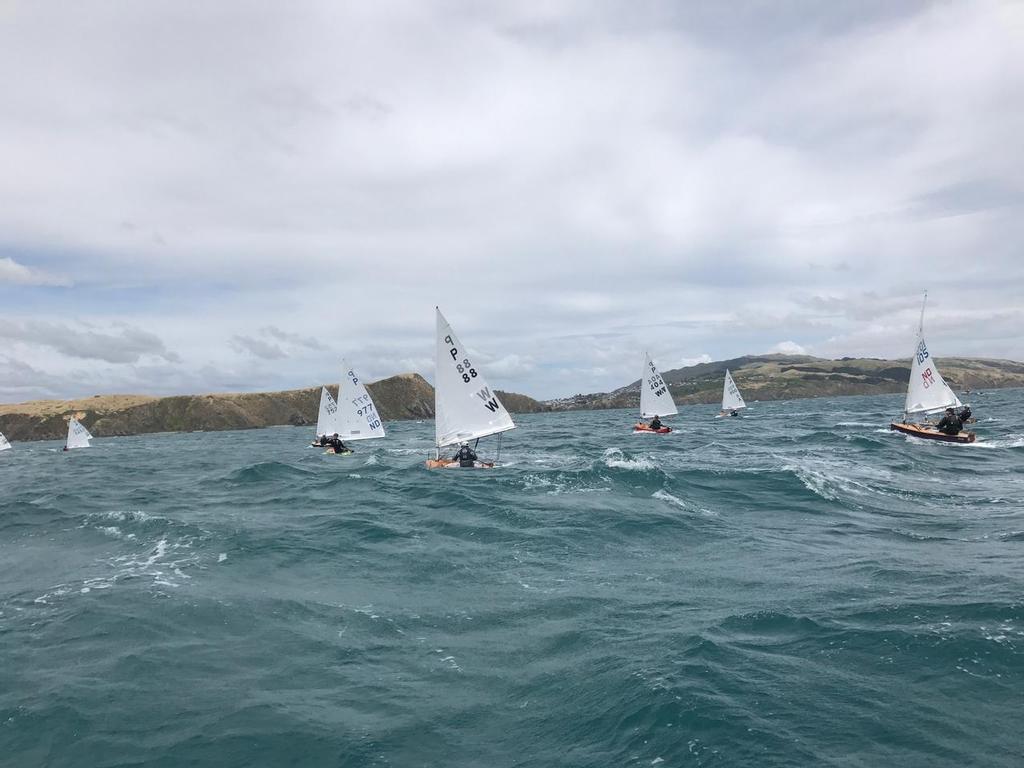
[2,390,1022,767]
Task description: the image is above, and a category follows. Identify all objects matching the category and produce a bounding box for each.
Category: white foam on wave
[968,434,1024,450]
[652,489,717,516]
[602,447,656,471]
[363,455,380,466]
[836,421,878,428]
[783,458,890,503]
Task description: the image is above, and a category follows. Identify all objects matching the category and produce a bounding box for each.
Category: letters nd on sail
[335,359,386,441]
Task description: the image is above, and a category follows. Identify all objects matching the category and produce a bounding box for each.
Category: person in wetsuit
[729,410,739,417]
[936,408,963,435]
[649,416,663,430]
[453,442,477,467]
[326,433,349,453]
[958,406,973,424]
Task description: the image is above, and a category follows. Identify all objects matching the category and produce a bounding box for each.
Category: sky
[1,0,1022,402]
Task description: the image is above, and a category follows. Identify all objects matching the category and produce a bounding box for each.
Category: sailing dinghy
[331,359,386,453]
[64,417,93,450]
[312,360,386,454]
[426,307,515,469]
[890,293,974,443]
[312,386,340,443]
[0,431,11,451]
[633,353,677,433]
[719,369,746,417]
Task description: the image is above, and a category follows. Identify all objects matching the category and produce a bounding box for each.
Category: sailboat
[311,360,386,454]
[64,417,93,450]
[633,352,677,433]
[719,369,747,417]
[313,386,340,441]
[426,307,515,469]
[0,431,11,451]
[889,293,975,443]
[334,359,386,444]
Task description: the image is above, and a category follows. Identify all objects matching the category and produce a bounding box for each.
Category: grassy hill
[0,374,547,442]
[545,354,1024,411]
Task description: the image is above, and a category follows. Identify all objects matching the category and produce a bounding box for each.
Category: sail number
[444,335,479,383]
[647,373,667,398]
[916,342,929,364]
[921,367,935,388]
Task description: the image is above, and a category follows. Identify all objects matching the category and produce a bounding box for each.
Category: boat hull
[425,460,496,469]
[889,422,975,444]
[633,424,671,434]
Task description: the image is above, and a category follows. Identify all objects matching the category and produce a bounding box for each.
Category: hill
[544,354,1024,411]
[0,374,547,442]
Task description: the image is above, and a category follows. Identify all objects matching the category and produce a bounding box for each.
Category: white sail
[904,335,962,416]
[434,307,516,448]
[639,352,678,418]
[903,293,962,417]
[722,369,746,411]
[335,359,386,441]
[315,386,339,437]
[66,417,93,449]
[0,432,10,451]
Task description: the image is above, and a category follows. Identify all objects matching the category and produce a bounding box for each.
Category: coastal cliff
[0,373,547,442]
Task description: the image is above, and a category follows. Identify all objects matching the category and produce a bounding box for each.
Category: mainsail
[0,431,10,451]
[315,386,339,437]
[434,307,515,449]
[903,293,962,417]
[335,359,386,441]
[722,369,747,411]
[66,417,93,449]
[639,353,678,418]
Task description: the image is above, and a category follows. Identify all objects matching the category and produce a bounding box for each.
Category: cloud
[0,320,181,364]
[0,1,1021,401]
[0,257,68,286]
[769,341,809,355]
[230,325,326,360]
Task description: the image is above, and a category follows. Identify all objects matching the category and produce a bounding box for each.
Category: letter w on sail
[475,386,501,412]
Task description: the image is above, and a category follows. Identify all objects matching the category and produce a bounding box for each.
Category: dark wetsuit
[936,413,962,435]
[649,417,662,430]
[327,437,348,453]
[454,445,477,467]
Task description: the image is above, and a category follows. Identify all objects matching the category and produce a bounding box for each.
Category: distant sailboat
[720,369,747,417]
[0,431,11,451]
[65,417,93,450]
[314,386,340,439]
[890,293,974,443]
[633,352,677,433]
[335,359,386,442]
[426,307,515,469]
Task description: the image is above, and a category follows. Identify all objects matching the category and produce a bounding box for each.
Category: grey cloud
[0,320,181,364]
[0,256,69,286]
[229,335,286,360]
[230,325,326,360]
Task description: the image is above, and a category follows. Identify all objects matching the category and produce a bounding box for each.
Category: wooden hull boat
[889,422,975,444]
[425,459,495,469]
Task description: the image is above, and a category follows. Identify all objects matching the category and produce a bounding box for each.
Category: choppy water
[2,390,1023,767]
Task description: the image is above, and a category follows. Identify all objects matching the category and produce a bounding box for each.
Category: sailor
[649,415,663,430]
[936,407,963,435]
[729,410,739,417]
[327,433,349,453]
[958,405,973,424]
[453,441,477,467]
